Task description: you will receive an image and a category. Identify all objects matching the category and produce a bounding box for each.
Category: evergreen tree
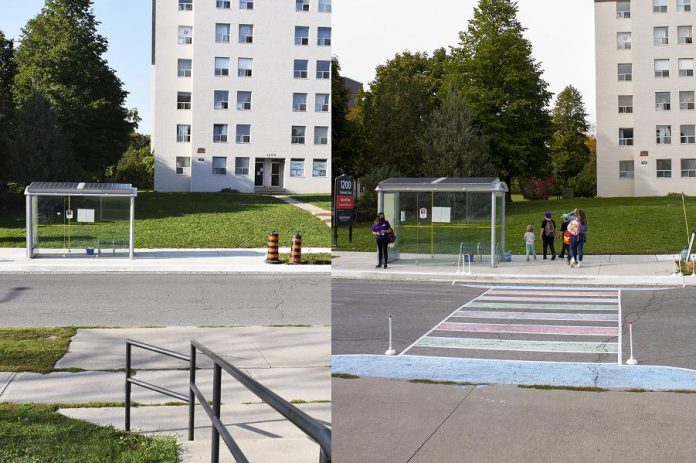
[448,0,552,195]
[419,87,494,177]
[550,85,590,187]
[331,57,364,178]
[9,90,78,185]
[13,0,135,179]
[0,31,16,181]
[574,135,597,197]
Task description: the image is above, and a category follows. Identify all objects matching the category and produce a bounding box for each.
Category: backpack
[544,219,556,238]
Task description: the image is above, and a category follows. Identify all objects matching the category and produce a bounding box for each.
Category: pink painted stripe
[436,322,618,336]
[487,290,618,297]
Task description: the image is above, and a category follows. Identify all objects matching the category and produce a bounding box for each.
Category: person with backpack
[569,208,589,268]
[558,213,571,262]
[540,211,557,260]
[371,212,393,269]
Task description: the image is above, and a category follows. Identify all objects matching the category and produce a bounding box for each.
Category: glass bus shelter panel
[431,191,493,262]
[496,193,505,263]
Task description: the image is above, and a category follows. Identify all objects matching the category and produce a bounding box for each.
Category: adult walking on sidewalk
[372,212,393,269]
[540,211,557,260]
[568,209,589,268]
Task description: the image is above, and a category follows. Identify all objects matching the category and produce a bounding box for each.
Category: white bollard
[626,321,638,365]
[691,255,696,278]
[385,314,396,356]
[467,256,472,275]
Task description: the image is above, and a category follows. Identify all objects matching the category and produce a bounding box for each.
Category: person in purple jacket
[371,212,393,269]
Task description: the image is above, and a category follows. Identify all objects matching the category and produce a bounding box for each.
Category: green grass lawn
[0,192,330,249]
[288,194,332,211]
[337,196,696,255]
[0,328,77,373]
[0,404,178,463]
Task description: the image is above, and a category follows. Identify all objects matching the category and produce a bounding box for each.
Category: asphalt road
[0,274,330,326]
[333,279,696,370]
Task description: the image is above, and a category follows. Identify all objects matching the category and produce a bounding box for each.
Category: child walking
[524,225,537,261]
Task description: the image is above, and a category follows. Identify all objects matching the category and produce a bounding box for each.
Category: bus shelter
[376,177,508,268]
[25,182,137,259]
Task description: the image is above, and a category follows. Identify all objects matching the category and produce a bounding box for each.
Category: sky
[333,0,597,126]
[2,0,152,134]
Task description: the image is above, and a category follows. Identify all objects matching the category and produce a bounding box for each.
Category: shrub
[519,177,559,200]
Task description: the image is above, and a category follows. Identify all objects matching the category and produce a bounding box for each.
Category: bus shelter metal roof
[375,177,508,193]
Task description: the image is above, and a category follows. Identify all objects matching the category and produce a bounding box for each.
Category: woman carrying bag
[372,212,393,269]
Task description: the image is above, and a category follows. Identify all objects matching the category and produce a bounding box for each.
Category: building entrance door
[255,162,264,186]
[271,162,282,187]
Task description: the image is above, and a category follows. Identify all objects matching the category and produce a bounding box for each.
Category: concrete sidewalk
[333,251,692,286]
[273,195,332,227]
[0,248,331,273]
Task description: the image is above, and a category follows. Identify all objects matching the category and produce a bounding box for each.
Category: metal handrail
[190,340,332,463]
[125,339,191,431]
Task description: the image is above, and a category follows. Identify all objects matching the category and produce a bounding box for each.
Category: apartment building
[596,0,696,196]
[152,0,332,193]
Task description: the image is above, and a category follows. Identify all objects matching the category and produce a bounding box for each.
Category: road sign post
[333,175,355,246]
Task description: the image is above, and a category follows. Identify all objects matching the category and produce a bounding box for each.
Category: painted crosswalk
[400,287,622,363]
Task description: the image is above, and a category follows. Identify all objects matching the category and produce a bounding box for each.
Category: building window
[177,124,191,142]
[212,156,227,175]
[294,60,308,79]
[314,126,329,145]
[654,27,669,45]
[619,128,634,145]
[617,32,632,49]
[214,90,229,110]
[617,0,631,18]
[176,156,191,175]
[656,125,672,144]
[657,159,672,178]
[317,27,331,46]
[678,0,692,12]
[240,0,254,9]
[655,92,671,111]
[178,59,192,77]
[681,125,696,143]
[680,91,695,110]
[295,26,310,45]
[236,124,251,143]
[215,57,230,76]
[316,60,330,79]
[319,0,331,12]
[177,92,192,110]
[179,0,193,11]
[679,26,693,44]
[315,93,330,112]
[235,157,250,175]
[178,26,193,44]
[213,124,228,143]
[680,58,694,76]
[293,93,307,112]
[619,95,633,113]
[217,0,231,8]
[618,63,632,81]
[655,59,670,77]
[290,159,305,177]
[239,24,253,43]
[237,91,252,110]
[291,126,306,144]
[296,0,310,11]
[216,23,231,43]
[619,160,634,179]
[238,58,253,77]
[313,159,327,177]
[654,0,667,12]
[682,159,696,177]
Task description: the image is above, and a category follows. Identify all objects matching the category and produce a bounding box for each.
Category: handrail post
[125,342,132,431]
[211,363,222,463]
[189,343,197,441]
[320,448,330,463]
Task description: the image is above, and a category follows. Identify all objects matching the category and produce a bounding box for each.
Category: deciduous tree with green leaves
[0,31,16,182]
[331,57,365,178]
[550,85,590,187]
[448,0,552,195]
[13,0,135,179]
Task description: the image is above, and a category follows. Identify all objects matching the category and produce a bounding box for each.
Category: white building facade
[152,0,332,193]
[595,0,696,196]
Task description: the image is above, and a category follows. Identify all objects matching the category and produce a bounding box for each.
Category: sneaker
[570,260,576,268]
[551,255,556,261]
[576,262,581,268]
[526,257,530,261]
[534,255,537,260]
[543,256,547,260]
[375,264,382,268]
[383,264,388,269]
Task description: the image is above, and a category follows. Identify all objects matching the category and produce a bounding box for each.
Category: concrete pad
[180,438,323,463]
[2,371,123,403]
[56,327,330,370]
[0,372,16,398]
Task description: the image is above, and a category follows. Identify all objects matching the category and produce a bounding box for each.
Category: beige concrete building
[595,0,696,196]
[152,0,332,193]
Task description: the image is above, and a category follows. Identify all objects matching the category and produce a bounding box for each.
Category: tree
[0,31,16,182]
[419,87,494,177]
[574,135,597,197]
[8,90,78,186]
[331,57,364,178]
[111,133,153,189]
[550,85,590,187]
[360,49,450,178]
[448,0,552,196]
[13,0,135,179]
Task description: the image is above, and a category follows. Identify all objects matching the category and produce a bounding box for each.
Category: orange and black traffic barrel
[289,233,302,265]
[265,231,281,264]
